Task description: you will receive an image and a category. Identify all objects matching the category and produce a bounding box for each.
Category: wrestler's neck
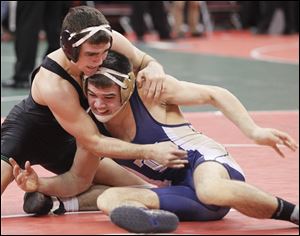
[104,103,135,141]
[49,49,83,83]
[65,62,82,84]
[64,60,82,82]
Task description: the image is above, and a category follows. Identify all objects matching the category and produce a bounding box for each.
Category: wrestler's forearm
[211,87,259,139]
[111,30,161,72]
[86,135,152,160]
[136,53,161,71]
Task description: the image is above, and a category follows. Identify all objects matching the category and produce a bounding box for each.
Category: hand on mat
[136,61,165,100]
[251,127,298,158]
[9,158,39,192]
[145,142,188,168]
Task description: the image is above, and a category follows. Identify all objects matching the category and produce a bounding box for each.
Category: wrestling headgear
[60,24,112,62]
[84,67,136,122]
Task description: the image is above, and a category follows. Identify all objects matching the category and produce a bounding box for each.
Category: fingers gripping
[136,71,146,88]
[166,147,188,168]
[136,70,163,100]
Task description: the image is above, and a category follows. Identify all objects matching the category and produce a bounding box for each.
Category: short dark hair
[88,51,132,88]
[61,6,110,45]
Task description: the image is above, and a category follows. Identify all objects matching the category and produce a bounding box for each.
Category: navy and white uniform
[1,57,88,174]
[96,86,246,221]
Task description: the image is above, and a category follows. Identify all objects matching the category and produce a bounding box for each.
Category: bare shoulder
[33,67,79,107]
[32,49,80,106]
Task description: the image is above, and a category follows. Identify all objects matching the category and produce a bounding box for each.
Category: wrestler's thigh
[193,161,230,187]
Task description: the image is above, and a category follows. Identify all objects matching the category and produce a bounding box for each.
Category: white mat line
[250,43,299,65]
[1,210,101,219]
[223,144,298,148]
[1,209,237,219]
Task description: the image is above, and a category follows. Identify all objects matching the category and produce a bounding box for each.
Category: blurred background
[1,1,299,115]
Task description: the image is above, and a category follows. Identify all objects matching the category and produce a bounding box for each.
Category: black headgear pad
[60,30,79,62]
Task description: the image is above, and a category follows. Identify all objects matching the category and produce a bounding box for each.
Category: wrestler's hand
[9,158,39,192]
[146,142,188,168]
[251,127,298,158]
[136,61,165,100]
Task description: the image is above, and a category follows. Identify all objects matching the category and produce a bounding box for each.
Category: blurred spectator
[1,1,8,23]
[1,1,15,41]
[171,1,203,38]
[239,1,261,29]
[256,1,298,35]
[2,1,71,89]
[129,1,172,41]
[281,1,299,34]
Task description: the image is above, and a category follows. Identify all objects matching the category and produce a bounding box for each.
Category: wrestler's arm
[161,75,298,156]
[10,145,99,197]
[10,144,152,198]
[9,76,187,196]
[41,145,98,197]
[43,80,186,163]
[111,30,165,99]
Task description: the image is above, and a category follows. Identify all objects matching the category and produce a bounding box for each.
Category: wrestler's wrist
[139,144,152,160]
[138,54,159,70]
[36,178,45,193]
[148,59,161,68]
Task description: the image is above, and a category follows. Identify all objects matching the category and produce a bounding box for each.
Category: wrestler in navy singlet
[1,57,88,174]
[95,85,246,221]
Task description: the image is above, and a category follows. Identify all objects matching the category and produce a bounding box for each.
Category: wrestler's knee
[194,162,230,205]
[97,187,123,214]
[195,179,224,205]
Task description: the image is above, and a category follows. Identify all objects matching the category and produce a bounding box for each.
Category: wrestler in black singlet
[1,57,88,174]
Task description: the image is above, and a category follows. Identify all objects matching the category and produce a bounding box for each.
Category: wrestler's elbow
[209,86,231,106]
[77,134,104,158]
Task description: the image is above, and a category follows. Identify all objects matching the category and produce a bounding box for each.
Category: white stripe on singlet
[162,125,245,177]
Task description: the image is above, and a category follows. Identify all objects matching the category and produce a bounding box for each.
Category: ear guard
[120,72,136,104]
[60,24,112,62]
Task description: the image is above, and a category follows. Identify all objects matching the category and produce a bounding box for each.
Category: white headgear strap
[70,24,112,47]
[84,67,129,89]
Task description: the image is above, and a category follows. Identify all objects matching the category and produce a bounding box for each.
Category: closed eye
[87,92,96,97]
[104,95,116,99]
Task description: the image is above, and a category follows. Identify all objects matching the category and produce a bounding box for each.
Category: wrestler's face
[76,42,110,76]
[87,83,122,118]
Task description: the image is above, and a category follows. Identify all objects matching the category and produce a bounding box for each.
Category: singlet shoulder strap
[40,57,88,109]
